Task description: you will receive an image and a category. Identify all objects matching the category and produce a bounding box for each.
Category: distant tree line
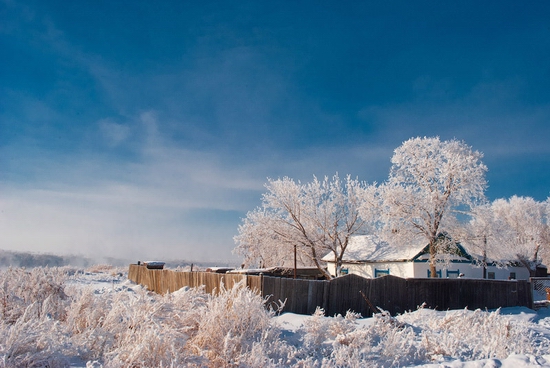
[0,249,227,270]
[0,250,93,268]
[0,250,135,268]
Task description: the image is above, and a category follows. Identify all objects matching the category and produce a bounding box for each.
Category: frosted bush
[0,267,70,367]
[188,281,287,367]
[291,309,423,367]
[0,267,68,324]
[299,308,361,361]
[101,287,198,367]
[67,280,288,367]
[301,308,331,355]
[324,310,425,367]
[63,288,113,361]
[64,283,189,366]
[398,307,550,362]
[0,302,70,367]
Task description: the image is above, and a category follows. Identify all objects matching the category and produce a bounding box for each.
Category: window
[509,272,516,280]
[446,270,460,278]
[375,268,390,278]
[488,272,495,279]
[427,269,442,278]
[341,268,349,275]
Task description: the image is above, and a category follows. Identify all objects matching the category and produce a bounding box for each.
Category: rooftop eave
[338,258,414,264]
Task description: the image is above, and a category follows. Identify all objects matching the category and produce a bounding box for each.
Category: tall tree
[233,174,375,279]
[460,203,507,278]
[378,137,487,277]
[489,196,549,276]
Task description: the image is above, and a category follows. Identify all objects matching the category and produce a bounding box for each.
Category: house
[322,235,532,280]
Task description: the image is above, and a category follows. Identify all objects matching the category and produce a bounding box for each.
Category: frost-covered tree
[464,197,550,277]
[466,204,494,245]
[234,174,376,279]
[459,203,500,277]
[488,196,549,276]
[378,137,487,277]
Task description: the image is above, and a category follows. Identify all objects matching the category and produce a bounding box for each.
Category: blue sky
[1,1,549,264]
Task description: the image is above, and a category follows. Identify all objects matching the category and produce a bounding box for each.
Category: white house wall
[330,261,531,280]
[485,265,530,280]
[336,262,415,278]
[411,262,531,280]
[412,262,481,278]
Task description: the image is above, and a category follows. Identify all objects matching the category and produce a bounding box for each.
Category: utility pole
[294,244,297,279]
[482,235,487,279]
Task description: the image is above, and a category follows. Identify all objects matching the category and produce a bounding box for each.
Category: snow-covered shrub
[0,267,68,324]
[319,310,424,367]
[301,308,331,354]
[188,281,287,367]
[288,308,424,367]
[0,303,70,368]
[63,287,113,361]
[64,282,189,366]
[398,307,550,362]
[101,287,201,367]
[300,308,360,360]
[0,267,70,367]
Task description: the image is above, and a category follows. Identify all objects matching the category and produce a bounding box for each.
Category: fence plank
[307,280,326,315]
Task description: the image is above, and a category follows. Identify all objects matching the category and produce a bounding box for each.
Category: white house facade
[323,235,531,280]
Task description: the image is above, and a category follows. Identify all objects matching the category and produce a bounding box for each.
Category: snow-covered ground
[1,266,549,367]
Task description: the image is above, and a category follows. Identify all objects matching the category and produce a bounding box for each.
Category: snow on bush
[0,267,549,367]
[0,267,70,367]
[326,310,425,367]
[398,306,550,362]
[292,307,423,367]
[187,281,291,367]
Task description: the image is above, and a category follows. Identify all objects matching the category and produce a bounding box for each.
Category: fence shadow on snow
[128,264,532,317]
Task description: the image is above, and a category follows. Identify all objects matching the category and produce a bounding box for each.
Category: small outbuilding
[143,261,165,270]
[228,266,327,280]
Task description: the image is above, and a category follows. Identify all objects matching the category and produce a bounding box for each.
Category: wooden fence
[128,264,532,316]
[128,264,261,294]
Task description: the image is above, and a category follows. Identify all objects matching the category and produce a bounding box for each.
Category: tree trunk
[517,255,537,278]
[429,238,438,278]
[429,260,437,278]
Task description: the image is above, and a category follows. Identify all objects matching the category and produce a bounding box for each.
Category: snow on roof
[322,235,426,263]
[144,261,165,266]
[227,268,271,274]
